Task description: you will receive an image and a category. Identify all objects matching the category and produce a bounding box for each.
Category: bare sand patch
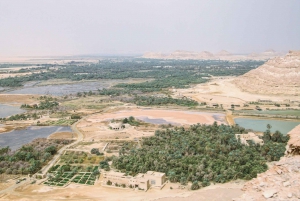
[48,132,77,140]
[72,142,108,153]
[0,72,31,79]
[0,94,39,105]
[3,180,244,201]
[87,109,224,125]
[76,109,224,141]
[175,77,300,108]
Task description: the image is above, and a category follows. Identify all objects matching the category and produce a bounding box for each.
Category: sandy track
[2,180,244,201]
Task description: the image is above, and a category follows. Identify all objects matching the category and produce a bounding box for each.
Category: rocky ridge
[233,50,300,95]
[235,124,300,201]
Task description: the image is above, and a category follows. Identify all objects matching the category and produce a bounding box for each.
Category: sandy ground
[0,94,39,105]
[85,109,224,125]
[48,132,77,140]
[77,120,155,141]
[175,77,300,108]
[72,142,108,153]
[0,73,32,79]
[76,109,225,141]
[0,180,244,201]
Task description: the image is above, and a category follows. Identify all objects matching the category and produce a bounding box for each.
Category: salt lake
[0,104,25,118]
[0,126,73,151]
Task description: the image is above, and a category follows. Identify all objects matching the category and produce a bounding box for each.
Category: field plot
[71,171,97,185]
[44,165,99,187]
[59,151,104,165]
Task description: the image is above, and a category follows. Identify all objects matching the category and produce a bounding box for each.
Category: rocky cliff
[235,124,300,201]
[233,51,300,95]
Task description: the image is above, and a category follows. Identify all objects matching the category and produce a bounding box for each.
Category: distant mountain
[233,50,300,95]
[142,50,283,60]
[247,49,281,60]
[142,50,215,60]
[216,50,232,56]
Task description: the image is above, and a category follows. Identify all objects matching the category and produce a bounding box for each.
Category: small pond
[234,118,300,134]
[0,126,72,151]
[0,104,25,118]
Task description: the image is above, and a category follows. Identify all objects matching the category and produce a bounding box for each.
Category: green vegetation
[21,96,59,110]
[233,109,300,117]
[131,96,198,107]
[59,151,104,165]
[113,123,287,186]
[40,119,78,126]
[122,116,140,126]
[21,101,59,110]
[45,165,99,186]
[91,148,104,156]
[4,113,40,121]
[0,59,263,88]
[71,114,81,119]
[0,138,72,175]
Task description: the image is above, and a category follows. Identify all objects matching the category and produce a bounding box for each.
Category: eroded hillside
[233,51,300,95]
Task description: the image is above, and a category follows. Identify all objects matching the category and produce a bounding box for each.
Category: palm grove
[112,123,287,189]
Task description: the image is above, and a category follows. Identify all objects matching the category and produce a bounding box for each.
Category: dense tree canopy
[0,138,72,175]
[113,123,287,186]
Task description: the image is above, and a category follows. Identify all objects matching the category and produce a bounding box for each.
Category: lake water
[0,126,72,151]
[234,118,300,134]
[5,81,110,96]
[0,104,25,118]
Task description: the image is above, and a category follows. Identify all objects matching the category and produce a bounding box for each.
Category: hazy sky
[0,0,299,56]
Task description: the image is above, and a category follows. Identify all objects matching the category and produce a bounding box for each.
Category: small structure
[212,103,219,107]
[103,170,166,191]
[255,106,262,111]
[109,122,124,130]
[257,99,272,103]
[235,132,264,146]
[34,173,47,179]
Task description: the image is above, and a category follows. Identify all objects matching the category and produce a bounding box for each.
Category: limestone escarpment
[233,51,300,95]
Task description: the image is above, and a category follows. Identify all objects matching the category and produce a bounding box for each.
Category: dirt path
[39,120,84,175]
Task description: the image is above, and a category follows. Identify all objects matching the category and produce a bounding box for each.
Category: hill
[233,51,300,95]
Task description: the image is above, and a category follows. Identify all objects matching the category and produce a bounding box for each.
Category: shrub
[191,181,200,190]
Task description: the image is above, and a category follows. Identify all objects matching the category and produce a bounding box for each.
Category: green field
[44,165,99,187]
[236,109,300,116]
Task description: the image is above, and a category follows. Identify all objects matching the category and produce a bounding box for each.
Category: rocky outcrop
[235,124,300,201]
[233,50,300,95]
[286,124,300,156]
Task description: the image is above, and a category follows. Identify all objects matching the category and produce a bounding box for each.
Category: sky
[0,0,299,56]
